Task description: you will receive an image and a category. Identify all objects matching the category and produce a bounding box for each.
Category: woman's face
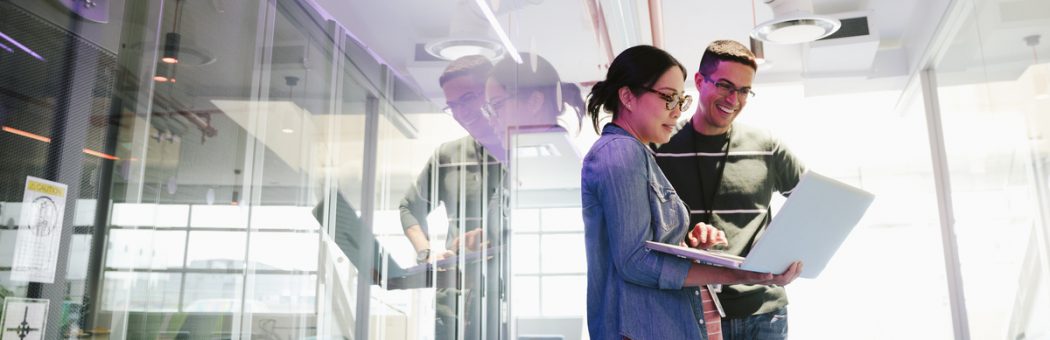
[622,67,686,144]
[484,78,545,140]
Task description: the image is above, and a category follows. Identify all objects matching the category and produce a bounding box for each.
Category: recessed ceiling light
[752,13,840,44]
[424,38,504,61]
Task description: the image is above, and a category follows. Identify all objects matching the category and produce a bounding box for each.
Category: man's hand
[730,261,803,286]
[434,249,455,262]
[686,223,728,250]
[449,229,488,253]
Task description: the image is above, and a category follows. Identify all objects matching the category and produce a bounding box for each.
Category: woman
[581,45,801,340]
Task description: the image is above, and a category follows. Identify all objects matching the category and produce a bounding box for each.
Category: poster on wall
[0,297,49,340]
[10,176,67,284]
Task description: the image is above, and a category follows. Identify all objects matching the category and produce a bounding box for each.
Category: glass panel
[740,82,953,338]
[0,1,132,335]
[511,234,539,274]
[934,1,1050,338]
[185,231,247,269]
[539,208,585,232]
[182,273,245,313]
[101,272,182,312]
[189,205,248,229]
[511,276,539,317]
[19,0,1039,338]
[540,276,586,317]
[539,234,585,274]
[247,232,319,271]
[105,229,186,270]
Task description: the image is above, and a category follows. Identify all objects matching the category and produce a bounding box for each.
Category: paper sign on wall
[10,176,67,284]
[1,297,49,340]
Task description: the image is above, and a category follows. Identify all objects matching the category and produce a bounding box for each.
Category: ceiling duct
[752,0,840,44]
[802,10,880,77]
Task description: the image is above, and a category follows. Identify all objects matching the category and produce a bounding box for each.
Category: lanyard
[692,127,731,226]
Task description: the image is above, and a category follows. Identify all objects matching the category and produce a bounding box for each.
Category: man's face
[441,75,487,127]
[694,60,755,133]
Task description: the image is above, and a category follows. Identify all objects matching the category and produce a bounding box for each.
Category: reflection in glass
[102,272,181,312]
[182,274,246,313]
[186,231,247,269]
[105,229,186,270]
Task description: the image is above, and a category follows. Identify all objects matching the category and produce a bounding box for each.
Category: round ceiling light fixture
[425,38,505,61]
[751,13,840,44]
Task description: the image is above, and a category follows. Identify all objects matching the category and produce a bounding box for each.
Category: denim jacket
[582,124,708,340]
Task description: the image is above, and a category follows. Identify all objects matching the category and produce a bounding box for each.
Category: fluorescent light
[2,125,51,143]
[0,30,45,61]
[83,148,120,160]
[473,0,522,63]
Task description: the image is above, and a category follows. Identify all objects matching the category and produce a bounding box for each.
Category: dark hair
[586,45,686,133]
[490,53,585,131]
[439,55,493,87]
[697,40,757,77]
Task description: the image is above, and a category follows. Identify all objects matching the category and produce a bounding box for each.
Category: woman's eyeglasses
[641,87,692,111]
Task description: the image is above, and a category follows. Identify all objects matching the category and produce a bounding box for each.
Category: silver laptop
[645,171,875,279]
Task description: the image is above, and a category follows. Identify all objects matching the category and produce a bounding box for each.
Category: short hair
[439,55,493,87]
[697,40,757,77]
[586,45,686,134]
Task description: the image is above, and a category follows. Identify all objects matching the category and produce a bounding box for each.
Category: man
[400,54,501,265]
[398,54,505,340]
[655,40,806,339]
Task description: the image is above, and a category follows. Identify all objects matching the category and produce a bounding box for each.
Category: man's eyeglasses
[641,87,692,111]
[702,76,755,99]
[443,92,482,114]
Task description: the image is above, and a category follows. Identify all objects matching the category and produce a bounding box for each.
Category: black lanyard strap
[692,128,731,226]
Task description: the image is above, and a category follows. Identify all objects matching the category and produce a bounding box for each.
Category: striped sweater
[654,121,805,318]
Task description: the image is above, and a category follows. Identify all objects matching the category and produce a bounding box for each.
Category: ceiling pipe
[584,0,615,69]
[648,0,664,48]
[764,0,813,15]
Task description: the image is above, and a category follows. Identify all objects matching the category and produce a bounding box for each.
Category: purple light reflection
[0,41,13,53]
[0,31,45,61]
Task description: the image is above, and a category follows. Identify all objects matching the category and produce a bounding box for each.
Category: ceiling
[304,0,1050,103]
[65,0,1049,204]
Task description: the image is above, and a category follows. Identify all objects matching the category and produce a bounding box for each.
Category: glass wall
[729,81,954,339]
[933,0,1050,338]
[0,0,1048,339]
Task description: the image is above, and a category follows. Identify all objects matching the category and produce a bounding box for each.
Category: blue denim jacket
[582,124,707,340]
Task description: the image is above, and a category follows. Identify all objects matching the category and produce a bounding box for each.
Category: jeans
[721,307,788,340]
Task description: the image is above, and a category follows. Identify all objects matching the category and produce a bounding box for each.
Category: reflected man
[398,55,505,340]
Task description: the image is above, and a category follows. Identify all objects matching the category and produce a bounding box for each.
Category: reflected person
[398,55,503,340]
[400,54,502,266]
[485,53,586,147]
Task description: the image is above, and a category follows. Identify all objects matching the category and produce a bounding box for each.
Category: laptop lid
[740,171,875,278]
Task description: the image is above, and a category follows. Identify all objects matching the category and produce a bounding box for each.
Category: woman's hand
[686,223,728,250]
[686,261,804,287]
